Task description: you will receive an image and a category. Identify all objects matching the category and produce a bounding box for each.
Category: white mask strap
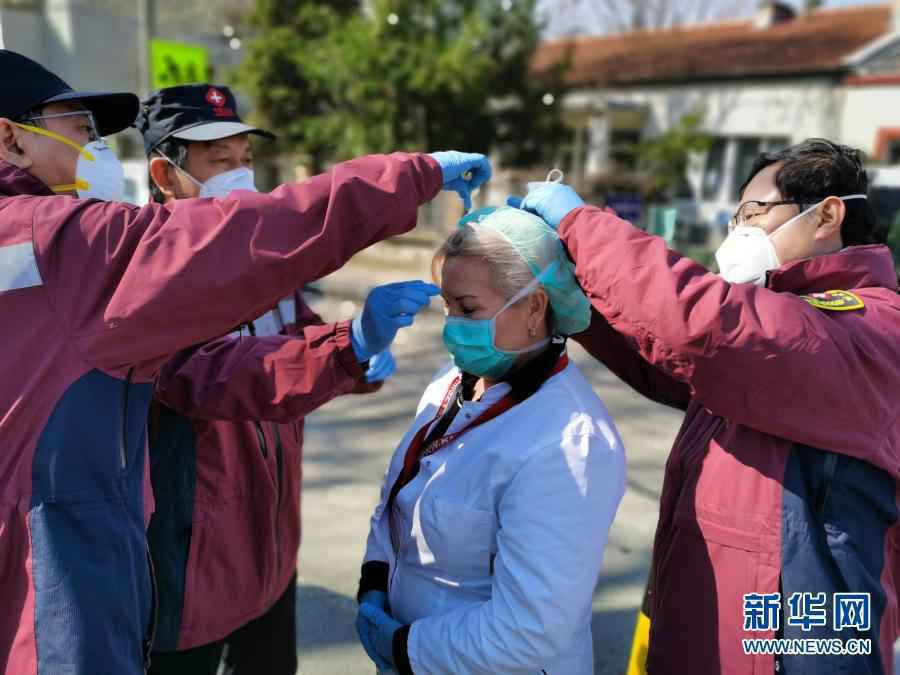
[495,261,559,318]
[776,193,869,234]
[153,150,204,190]
[545,168,564,183]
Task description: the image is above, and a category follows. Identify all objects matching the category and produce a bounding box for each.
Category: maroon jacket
[561,207,900,674]
[149,293,381,650]
[0,153,441,675]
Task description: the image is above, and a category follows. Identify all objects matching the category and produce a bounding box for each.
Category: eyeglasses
[22,110,100,143]
[728,200,813,231]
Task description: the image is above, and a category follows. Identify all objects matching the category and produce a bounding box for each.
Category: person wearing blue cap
[136,84,423,675]
[0,49,491,675]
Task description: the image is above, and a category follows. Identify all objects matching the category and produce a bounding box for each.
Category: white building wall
[567,77,840,172]
[565,77,844,229]
[840,84,900,158]
[0,7,46,57]
[1,5,140,98]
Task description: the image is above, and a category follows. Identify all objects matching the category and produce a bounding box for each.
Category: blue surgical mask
[442,264,556,379]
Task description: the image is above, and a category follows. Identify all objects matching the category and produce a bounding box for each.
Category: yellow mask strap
[13,123,95,161]
[13,123,94,193]
[46,179,90,192]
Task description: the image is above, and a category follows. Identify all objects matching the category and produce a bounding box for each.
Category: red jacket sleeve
[154,321,365,423]
[286,291,384,395]
[32,152,442,380]
[573,310,691,411]
[560,206,899,463]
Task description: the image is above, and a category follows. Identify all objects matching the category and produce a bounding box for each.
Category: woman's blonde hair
[432,223,554,329]
[432,224,535,300]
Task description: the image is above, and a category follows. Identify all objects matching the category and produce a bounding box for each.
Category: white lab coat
[364,357,626,675]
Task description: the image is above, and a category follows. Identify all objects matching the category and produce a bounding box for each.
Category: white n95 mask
[715,226,781,286]
[154,150,258,199]
[73,140,127,202]
[195,167,257,198]
[715,194,868,286]
[15,123,125,201]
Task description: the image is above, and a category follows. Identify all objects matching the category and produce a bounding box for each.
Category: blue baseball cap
[0,49,139,136]
[135,84,275,155]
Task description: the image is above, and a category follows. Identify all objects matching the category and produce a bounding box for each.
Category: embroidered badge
[206,87,226,107]
[801,290,865,312]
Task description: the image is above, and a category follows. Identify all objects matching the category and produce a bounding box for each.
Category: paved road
[294,294,684,674]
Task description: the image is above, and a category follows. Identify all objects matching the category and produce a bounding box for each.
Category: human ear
[0,119,32,169]
[149,156,179,201]
[528,289,550,336]
[813,196,845,242]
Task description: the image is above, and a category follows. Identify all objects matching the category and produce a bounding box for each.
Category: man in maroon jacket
[138,83,407,675]
[0,49,490,675]
[512,139,900,674]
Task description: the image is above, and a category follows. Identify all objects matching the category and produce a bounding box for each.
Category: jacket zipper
[254,421,269,458]
[120,368,133,469]
[272,423,283,586]
[119,368,159,668]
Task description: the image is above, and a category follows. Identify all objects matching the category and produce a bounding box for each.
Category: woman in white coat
[355,206,627,675]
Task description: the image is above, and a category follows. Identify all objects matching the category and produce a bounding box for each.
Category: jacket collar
[0,160,54,198]
[767,245,898,294]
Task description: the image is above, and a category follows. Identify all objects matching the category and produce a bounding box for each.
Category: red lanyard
[387,354,570,510]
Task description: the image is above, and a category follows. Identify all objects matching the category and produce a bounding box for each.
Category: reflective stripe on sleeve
[0,240,42,292]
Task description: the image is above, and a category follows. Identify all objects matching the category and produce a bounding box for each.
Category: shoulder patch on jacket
[801,290,865,312]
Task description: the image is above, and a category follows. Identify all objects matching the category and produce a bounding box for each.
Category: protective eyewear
[21,110,101,143]
[728,200,813,231]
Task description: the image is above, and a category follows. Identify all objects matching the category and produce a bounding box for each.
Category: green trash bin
[646,206,678,244]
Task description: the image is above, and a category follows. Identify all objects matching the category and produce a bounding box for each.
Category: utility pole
[138,0,157,95]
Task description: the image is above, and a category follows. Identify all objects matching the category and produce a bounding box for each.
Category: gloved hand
[352,281,440,362]
[429,151,492,211]
[356,591,393,672]
[507,182,585,230]
[365,349,396,383]
[358,602,403,670]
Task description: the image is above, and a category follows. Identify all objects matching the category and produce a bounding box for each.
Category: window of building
[731,138,762,200]
[888,141,900,165]
[702,138,727,201]
[763,137,789,153]
[609,128,641,170]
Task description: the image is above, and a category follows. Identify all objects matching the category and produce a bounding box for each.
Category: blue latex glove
[352,281,440,362]
[429,151,492,211]
[365,349,396,383]
[358,602,403,669]
[507,182,585,230]
[356,591,393,671]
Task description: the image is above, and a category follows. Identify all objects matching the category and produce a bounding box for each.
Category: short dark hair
[739,138,884,247]
[148,137,190,204]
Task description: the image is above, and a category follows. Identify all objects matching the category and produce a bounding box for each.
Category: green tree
[636,110,712,200]
[233,1,361,171]
[234,0,566,170]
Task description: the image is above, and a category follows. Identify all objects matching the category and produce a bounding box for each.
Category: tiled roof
[533,4,892,86]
